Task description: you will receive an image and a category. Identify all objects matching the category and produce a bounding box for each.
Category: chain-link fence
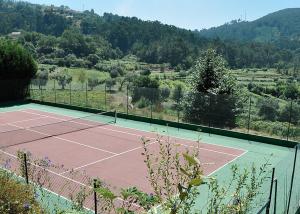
[0,151,95,213]
[29,79,300,142]
[255,144,300,214]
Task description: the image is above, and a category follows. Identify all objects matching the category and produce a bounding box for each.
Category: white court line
[207,150,248,176]
[0,109,27,114]
[21,109,247,152]
[8,123,118,156]
[21,109,245,157]
[0,149,140,209]
[59,140,158,175]
[0,116,48,128]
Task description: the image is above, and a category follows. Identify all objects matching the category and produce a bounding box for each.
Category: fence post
[266,167,275,214]
[247,95,252,134]
[40,85,43,101]
[69,83,72,105]
[150,89,153,120]
[54,80,56,103]
[105,83,107,110]
[86,82,88,107]
[273,178,277,214]
[126,85,129,115]
[287,146,298,214]
[93,179,98,214]
[208,94,212,136]
[287,100,293,141]
[23,153,29,184]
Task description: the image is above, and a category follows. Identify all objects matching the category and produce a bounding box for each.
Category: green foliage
[0,39,37,79]
[51,70,73,90]
[257,98,279,121]
[279,102,300,124]
[32,70,49,89]
[94,181,159,213]
[184,49,238,128]
[0,170,44,214]
[0,38,37,101]
[105,78,116,91]
[200,8,300,43]
[206,162,270,213]
[160,87,171,101]
[140,68,151,76]
[141,136,203,214]
[284,83,300,100]
[2,1,298,69]
[131,76,160,103]
[87,77,100,90]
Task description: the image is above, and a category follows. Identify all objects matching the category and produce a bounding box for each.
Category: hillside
[200,8,300,44]
[0,0,298,69]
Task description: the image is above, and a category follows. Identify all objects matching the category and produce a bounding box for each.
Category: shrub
[0,39,37,101]
[140,68,151,76]
[32,70,49,89]
[257,98,279,121]
[160,87,170,101]
[0,170,44,214]
[137,97,150,108]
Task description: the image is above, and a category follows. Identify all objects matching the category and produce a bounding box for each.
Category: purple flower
[4,159,11,169]
[23,202,30,210]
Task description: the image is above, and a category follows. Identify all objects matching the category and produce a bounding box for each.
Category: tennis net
[0,110,117,149]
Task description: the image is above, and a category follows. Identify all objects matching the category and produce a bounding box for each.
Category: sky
[25,0,300,30]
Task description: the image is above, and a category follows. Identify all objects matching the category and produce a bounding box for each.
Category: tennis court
[0,107,246,189]
[0,103,297,213]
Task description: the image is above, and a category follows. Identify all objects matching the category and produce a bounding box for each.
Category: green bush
[0,39,37,101]
[0,170,44,214]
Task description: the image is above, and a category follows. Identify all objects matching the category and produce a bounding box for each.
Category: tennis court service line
[0,116,48,128]
[20,110,244,157]
[21,109,246,152]
[7,123,118,155]
[59,140,158,175]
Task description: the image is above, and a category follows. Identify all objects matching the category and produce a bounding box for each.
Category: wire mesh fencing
[0,151,96,213]
[255,144,300,214]
[29,79,300,143]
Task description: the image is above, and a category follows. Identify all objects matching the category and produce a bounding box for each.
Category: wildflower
[4,159,11,169]
[23,202,30,210]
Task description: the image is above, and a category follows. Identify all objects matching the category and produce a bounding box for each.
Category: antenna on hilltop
[82,4,85,11]
[244,10,247,21]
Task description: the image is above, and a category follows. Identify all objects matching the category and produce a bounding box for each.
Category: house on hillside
[8,32,21,39]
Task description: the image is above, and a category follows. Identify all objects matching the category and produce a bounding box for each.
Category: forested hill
[200,8,300,44]
[0,0,298,69]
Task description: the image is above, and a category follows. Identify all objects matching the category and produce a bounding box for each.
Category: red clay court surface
[0,108,247,204]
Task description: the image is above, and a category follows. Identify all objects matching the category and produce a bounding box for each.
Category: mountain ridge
[199,8,300,43]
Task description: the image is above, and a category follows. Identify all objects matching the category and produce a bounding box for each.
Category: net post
[93,179,98,214]
[287,146,298,214]
[266,167,275,214]
[273,178,277,214]
[23,153,29,184]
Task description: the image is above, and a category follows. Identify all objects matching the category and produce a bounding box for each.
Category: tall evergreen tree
[183,49,239,128]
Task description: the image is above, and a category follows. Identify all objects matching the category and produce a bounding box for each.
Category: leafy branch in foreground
[142,135,204,214]
[206,158,271,214]
[94,180,159,213]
